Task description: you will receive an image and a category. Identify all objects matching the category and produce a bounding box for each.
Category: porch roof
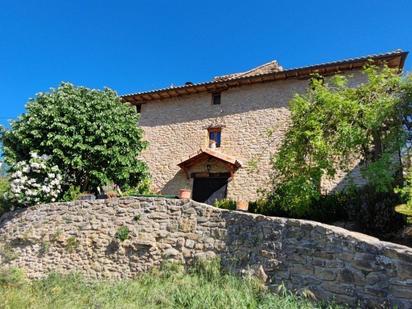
[177,148,242,178]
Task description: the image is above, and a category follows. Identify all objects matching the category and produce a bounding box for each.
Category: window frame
[211,92,221,105]
[208,127,222,147]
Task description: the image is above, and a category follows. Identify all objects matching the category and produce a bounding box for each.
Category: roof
[178,148,242,176]
[213,60,283,81]
[122,50,408,104]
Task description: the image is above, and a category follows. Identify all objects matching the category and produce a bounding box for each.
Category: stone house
[122,50,407,204]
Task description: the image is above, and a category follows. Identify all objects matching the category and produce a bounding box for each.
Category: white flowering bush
[8,152,62,206]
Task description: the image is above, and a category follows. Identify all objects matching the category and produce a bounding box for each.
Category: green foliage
[396,168,412,209]
[0,268,26,288]
[0,265,344,308]
[115,226,130,242]
[246,157,259,174]
[65,236,79,253]
[213,198,236,210]
[123,178,152,196]
[0,177,10,216]
[395,204,412,224]
[347,185,406,237]
[248,198,280,216]
[39,241,50,256]
[1,82,149,194]
[249,193,348,224]
[272,66,412,216]
[50,230,63,243]
[0,243,19,262]
[61,185,81,202]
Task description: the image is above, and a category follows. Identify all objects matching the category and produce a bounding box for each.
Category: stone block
[314,266,337,281]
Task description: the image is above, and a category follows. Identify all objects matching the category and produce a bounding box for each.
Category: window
[211,92,221,105]
[135,104,142,113]
[208,128,221,147]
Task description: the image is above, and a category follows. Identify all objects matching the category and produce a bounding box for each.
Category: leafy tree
[272,65,412,216]
[1,83,148,193]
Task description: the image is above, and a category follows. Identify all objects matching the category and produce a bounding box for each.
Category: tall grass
[0,261,344,309]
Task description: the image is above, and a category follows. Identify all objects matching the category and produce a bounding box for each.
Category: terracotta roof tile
[122,50,408,103]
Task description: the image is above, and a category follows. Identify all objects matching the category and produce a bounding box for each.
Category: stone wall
[139,71,367,201]
[0,197,411,308]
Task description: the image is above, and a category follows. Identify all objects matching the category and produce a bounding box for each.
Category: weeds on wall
[115,226,130,242]
[65,237,79,253]
[0,243,19,263]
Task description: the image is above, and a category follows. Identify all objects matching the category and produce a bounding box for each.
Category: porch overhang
[177,148,242,179]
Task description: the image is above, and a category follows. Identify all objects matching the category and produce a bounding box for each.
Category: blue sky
[1,0,411,127]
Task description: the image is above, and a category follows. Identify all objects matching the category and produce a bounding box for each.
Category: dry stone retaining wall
[0,197,411,308]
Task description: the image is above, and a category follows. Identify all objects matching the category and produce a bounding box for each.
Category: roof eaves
[122,50,408,103]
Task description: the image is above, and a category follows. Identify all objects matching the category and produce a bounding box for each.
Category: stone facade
[139,71,366,201]
[1,197,411,308]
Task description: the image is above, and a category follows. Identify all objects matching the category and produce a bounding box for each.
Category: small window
[208,128,221,148]
[212,92,221,105]
[135,104,142,113]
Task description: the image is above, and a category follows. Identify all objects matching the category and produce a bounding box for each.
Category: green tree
[272,65,412,216]
[1,83,148,193]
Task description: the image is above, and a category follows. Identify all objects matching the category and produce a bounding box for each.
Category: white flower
[48,173,55,179]
[11,186,21,194]
[30,162,40,170]
[41,154,50,160]
[12,171,23,178]
[30,152,39,159]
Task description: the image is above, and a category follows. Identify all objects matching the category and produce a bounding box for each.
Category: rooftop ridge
[122,50,408,102]
[213,60,283,81]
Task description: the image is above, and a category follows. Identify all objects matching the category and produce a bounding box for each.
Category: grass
[0,261,344,309]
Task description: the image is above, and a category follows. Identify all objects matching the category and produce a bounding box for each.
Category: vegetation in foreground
[0,82,149,207]
[0,261,344,309]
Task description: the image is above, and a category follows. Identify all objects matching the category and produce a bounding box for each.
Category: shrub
[347,186,406,237]
[1,83,149,194]
[248,193,348,223]
[250,186,405,237]
[272,66,412,216]
[305,193,349,223]
[115,226,130,242]
[395,167,412,209]
[248,198,286,217]
[61,185,81,202]
[213,199,236,210]
[7,152,62,206]
[0,177,10,216]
